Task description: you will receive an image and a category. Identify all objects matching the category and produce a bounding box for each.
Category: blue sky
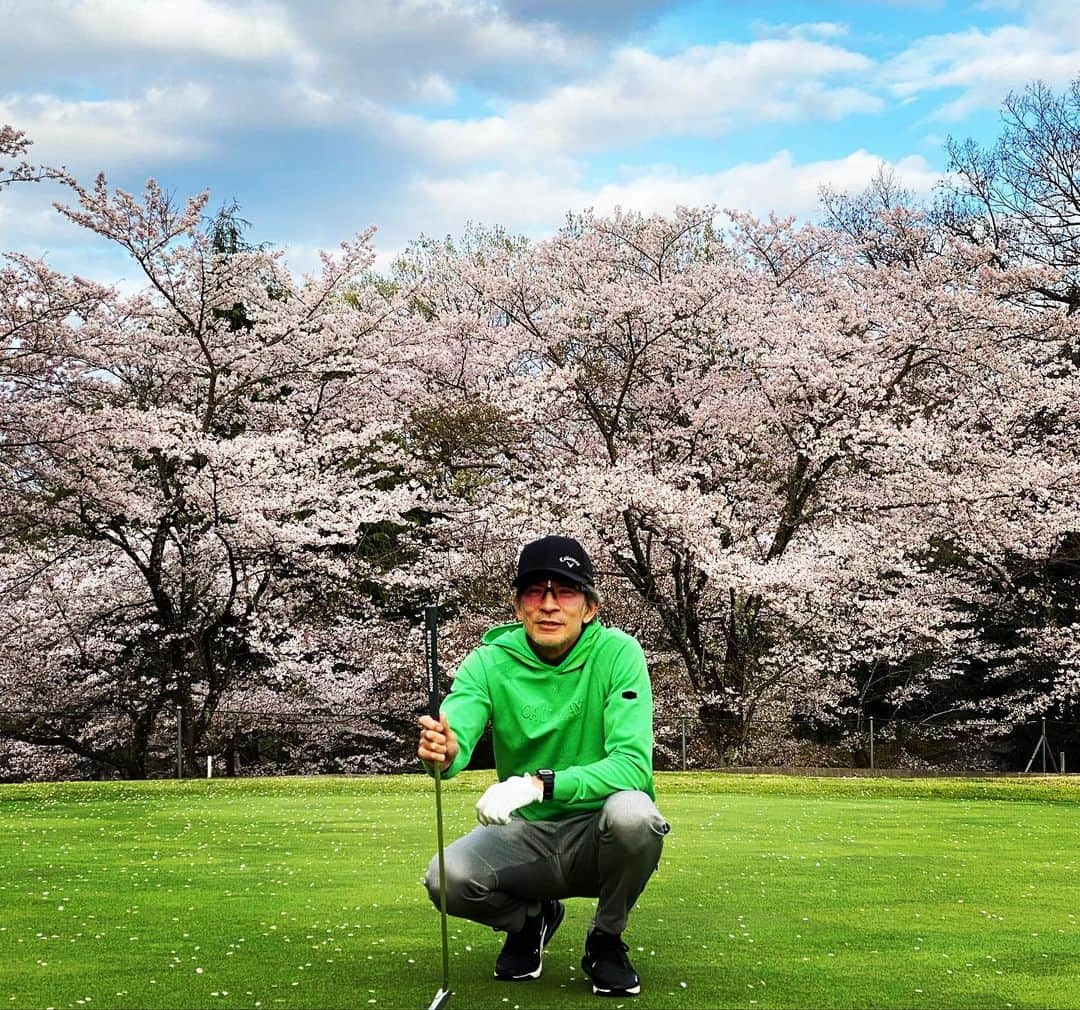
[1,0,1078,283]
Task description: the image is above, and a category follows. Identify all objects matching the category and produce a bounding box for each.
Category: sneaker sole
[590,982,641,997]
[495,966,543,981]
[493,901,566,982]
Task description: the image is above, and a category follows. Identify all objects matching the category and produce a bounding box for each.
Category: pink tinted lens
[521,582,583,603]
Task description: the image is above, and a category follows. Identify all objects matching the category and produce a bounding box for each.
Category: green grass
[2,772,1080,1009]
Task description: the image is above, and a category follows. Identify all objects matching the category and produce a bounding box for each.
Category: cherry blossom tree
[396,205,1080,761]
[820,81,1080,759]
[0,159,429,777]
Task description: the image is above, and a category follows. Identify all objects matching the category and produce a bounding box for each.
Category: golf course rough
[2,772,1078,1009]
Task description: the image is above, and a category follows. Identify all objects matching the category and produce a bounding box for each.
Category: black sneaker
[581,929,641,997]
[494,899,565,981]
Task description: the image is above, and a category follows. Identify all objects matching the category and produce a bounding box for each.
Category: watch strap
[537,768,555,802]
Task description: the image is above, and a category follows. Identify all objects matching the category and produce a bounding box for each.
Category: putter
[425,604,452,1010]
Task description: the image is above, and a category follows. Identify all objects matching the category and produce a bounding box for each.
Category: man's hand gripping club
[418,714,459,772]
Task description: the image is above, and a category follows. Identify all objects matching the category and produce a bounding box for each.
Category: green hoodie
[439,619,655,821]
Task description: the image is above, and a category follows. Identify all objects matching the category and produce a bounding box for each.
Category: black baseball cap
[514,535,595,590]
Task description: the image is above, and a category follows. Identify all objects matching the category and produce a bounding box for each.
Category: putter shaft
[434,763,450,994]
[425,605,452,1009]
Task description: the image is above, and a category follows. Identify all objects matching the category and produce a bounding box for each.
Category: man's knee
[600,791,669,853]
[423,848,493,912]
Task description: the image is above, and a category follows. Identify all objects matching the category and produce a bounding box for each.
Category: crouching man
[417,535,669,998]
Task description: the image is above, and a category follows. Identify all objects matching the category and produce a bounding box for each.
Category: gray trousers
[424,790,669,936]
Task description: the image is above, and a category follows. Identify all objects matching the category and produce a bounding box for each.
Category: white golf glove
[475,774,543,825]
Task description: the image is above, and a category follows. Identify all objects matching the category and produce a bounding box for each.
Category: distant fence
[1,706,1078,781]
[654,713,1078,775]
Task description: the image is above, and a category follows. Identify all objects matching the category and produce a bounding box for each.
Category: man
[417,535,668,998]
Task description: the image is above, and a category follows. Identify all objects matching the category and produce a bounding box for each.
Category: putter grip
[425,605,440,720]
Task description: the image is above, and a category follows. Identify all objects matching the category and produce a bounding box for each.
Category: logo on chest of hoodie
[521,698,584,723]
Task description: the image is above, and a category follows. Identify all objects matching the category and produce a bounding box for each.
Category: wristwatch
[536,768,555,802]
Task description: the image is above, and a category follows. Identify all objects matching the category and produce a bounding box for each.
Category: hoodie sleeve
[431,646,492,780]
[551,634,654,803]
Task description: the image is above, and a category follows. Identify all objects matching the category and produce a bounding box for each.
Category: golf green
[2,772,1078,1008]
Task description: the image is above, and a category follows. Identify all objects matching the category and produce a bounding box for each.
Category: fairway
[2,773,1079,1009]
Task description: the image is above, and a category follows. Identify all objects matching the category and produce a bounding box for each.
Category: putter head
[427,986,452,1010]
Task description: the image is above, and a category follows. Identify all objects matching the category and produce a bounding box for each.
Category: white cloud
[751,20,852,42]
[387,38,882,165]
[590,151,942,220]
[551,39,876,136]
[409,74,457,105]
[883,0,1080,119]
[71,0,309,64]
[0,186,77,250]
[398,149,944,242]
[247,1,583,101]
[0,0,585,108]
[0,86,216,172]
[804,22,851,40]
[0,76,382,178]
[2,0,310,70]
[407,167,581,236]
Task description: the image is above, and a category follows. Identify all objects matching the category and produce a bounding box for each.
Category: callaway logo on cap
[515,535,595,589]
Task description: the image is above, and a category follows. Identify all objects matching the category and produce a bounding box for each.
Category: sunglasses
[519,579,585,605]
